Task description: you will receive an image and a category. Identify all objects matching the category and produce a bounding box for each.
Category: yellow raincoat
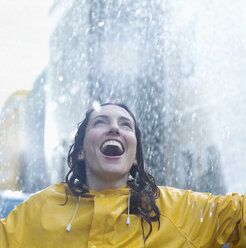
[1,183,246,247]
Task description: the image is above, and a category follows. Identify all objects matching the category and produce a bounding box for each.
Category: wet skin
[82,105,137,191]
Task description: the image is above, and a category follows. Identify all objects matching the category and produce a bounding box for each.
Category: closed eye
[93,119,106,126]
[121,122,133,129]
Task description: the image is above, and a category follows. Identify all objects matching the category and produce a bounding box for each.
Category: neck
[86,173,128,191]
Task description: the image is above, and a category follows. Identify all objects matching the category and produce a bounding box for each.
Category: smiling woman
[82,104,137,189]
[65,102,160,241]
[1,102,246,248]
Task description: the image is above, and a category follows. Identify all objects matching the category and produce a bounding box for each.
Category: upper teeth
[101,140,123,152]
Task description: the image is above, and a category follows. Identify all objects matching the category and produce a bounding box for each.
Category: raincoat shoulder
[0,183,69,248]
[155,186,246,247]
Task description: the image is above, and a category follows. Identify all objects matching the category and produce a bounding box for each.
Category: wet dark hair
[65,102,160,242]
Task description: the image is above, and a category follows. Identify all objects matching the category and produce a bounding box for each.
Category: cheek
[128,135,137,154]
[83,132,97,153]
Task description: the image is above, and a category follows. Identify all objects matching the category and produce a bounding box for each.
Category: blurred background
[1,0,246,199]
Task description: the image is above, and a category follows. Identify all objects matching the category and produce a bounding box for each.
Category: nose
[108,121,120,135]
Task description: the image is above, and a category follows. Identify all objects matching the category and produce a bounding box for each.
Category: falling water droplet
[200,209,203,222]
[93,101,101,112]
[209,201,215,217]
[216,219,220,237]
[234,198,238,207]
[98,21,105,27]
[192,198,195,209]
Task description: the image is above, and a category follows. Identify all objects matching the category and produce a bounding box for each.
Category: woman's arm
[0,190,44,248]
[158,187,246,247]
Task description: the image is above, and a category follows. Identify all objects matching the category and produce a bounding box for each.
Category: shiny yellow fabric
[1,183,246,247]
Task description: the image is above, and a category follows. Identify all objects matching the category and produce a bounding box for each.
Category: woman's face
[83,105,137,187]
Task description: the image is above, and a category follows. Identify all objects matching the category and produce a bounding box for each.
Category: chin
[100,165,128,178]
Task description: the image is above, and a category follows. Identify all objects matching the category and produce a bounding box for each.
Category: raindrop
[93,101,101,112]
[216,219,220,237]
[59,95,66,103]
[135,9,141,15]
[98,21,105,27]
[234,198,238,207]
[209,201,215,217]
[200,209,203,222]
[70,86,79,96]
[192,198,195,209]
[191,113,196,122]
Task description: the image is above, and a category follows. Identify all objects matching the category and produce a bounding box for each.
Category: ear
[78,150,85,160]
[133,159,137,166]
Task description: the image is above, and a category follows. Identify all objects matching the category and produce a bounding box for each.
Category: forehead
[89,105,134,122]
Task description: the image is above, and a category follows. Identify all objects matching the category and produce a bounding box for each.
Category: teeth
[101,140,123,152]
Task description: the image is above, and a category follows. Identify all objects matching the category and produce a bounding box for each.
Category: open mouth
[100,140,124,157]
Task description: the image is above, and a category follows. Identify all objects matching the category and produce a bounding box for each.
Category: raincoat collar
[87,185,129,196]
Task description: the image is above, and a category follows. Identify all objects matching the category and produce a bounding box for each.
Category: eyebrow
[92,115,133,123]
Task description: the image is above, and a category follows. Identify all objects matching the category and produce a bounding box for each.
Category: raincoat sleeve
[158,187,246,247]
[0,191,44,248]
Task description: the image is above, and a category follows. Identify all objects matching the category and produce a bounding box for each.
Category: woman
[1,102,246,247]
